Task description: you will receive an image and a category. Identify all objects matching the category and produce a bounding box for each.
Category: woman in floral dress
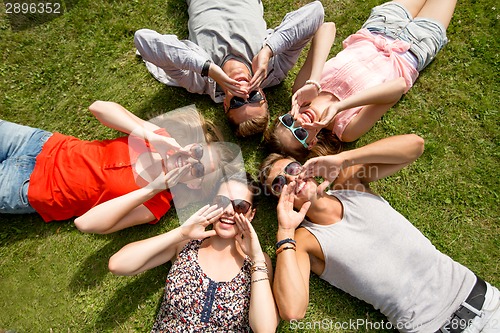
[108,172,279,332]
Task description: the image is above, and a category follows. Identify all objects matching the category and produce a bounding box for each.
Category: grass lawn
[0,0,498,332]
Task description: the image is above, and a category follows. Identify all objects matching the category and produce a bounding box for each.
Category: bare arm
[74,185,161,234]
[291,22,336,113]
[302,134,425,193]
[273,183,312,320]
[108,204,221,276]
[303,77,407,130]
[248,254,280,333]
[89,100,160,134]
[89,101,182,152]
[74,165,191,234]
[293,22,336,90]
[233,214,279,332]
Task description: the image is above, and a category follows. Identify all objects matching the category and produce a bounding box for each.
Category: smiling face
[264,158,319,209]
[212,179,256,238]
[274,109,321,155]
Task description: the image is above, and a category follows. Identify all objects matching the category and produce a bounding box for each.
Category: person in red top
[0,101,230,233]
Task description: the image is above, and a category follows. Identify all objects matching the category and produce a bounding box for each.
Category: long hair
[149,104,224,144]
[264,116,343,162]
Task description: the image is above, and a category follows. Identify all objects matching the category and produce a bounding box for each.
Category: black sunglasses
[279,114,309,148]
[213,195,252,214]
[228,90,265,111]
[271,161,302,195]
[187,144,204,178]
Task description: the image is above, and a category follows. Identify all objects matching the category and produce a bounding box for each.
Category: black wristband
[275,238,296,250]
[201,60,212,77]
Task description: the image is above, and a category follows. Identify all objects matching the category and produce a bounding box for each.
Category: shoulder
[295,226,325,267]
[174,239,196,261]
[295,227,319,252]
[333,165,370,192]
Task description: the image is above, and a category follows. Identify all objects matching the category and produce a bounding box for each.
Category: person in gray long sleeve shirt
[134,0,324,137]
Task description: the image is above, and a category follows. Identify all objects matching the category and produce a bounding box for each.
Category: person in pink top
[265,0,457,160]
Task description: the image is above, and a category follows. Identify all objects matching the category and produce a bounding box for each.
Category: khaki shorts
[362,1,448,71]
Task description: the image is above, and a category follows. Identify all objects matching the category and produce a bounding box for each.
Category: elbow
[74,216,109,234]
[108,255,131,276]
[323,22,336,34]
[88,100,109,116]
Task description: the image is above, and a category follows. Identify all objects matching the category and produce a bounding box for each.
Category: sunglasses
[228,90,265,111]
[190,144,204,160]
[279,114,309,148]
[188,144,205,178]
[271,161,302,195]
[213,195,252,214]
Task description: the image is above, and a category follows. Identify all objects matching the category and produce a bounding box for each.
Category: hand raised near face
[180,204,223,240]
[277,182,311,231]
[234,213,265,262]
[208,63,249,99]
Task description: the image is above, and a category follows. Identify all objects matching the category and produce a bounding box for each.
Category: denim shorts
[0,120,52,214]
[362,1,448,71]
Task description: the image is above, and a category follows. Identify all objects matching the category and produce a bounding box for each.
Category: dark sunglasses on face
[213,195,252,214]
[190,144,204,161]
[228,90,265,111]
[184,144,204,178]
[279,114,309,148]
[271,161,302,195]
[190,162,205,178]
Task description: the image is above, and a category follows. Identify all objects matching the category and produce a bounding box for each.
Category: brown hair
[258,152,294,196]
[222,171,261,208]
[264,116,343,162]
[234,113,269,137]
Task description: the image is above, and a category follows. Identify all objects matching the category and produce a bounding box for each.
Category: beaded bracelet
[276,245,296,255]
[251,277,269,283]
[275,238,296,250]
[305,79,322,93]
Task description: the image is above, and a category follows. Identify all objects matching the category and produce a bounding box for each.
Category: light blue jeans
[0,120,52,214]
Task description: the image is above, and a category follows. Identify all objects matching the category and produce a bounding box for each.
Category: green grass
[0,0,499,332]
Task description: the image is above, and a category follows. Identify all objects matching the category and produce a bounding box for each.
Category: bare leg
[393,0,426,18]
[414,0,457,29]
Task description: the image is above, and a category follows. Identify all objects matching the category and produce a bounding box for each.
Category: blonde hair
[149,104,224,144]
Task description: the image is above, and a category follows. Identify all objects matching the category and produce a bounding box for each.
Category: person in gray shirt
[134,0,324,137]
[260,135,499,333]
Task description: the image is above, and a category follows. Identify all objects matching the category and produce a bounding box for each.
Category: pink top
[320,28,419,138]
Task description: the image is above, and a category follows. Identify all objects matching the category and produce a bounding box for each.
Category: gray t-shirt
[134,1,324,102]
[187,0,267,68]
[301,190,475,333]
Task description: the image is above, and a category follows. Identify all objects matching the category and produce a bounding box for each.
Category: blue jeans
[0,120,52,214]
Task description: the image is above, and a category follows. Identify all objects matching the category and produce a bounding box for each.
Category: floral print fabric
[151,239,252,332]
